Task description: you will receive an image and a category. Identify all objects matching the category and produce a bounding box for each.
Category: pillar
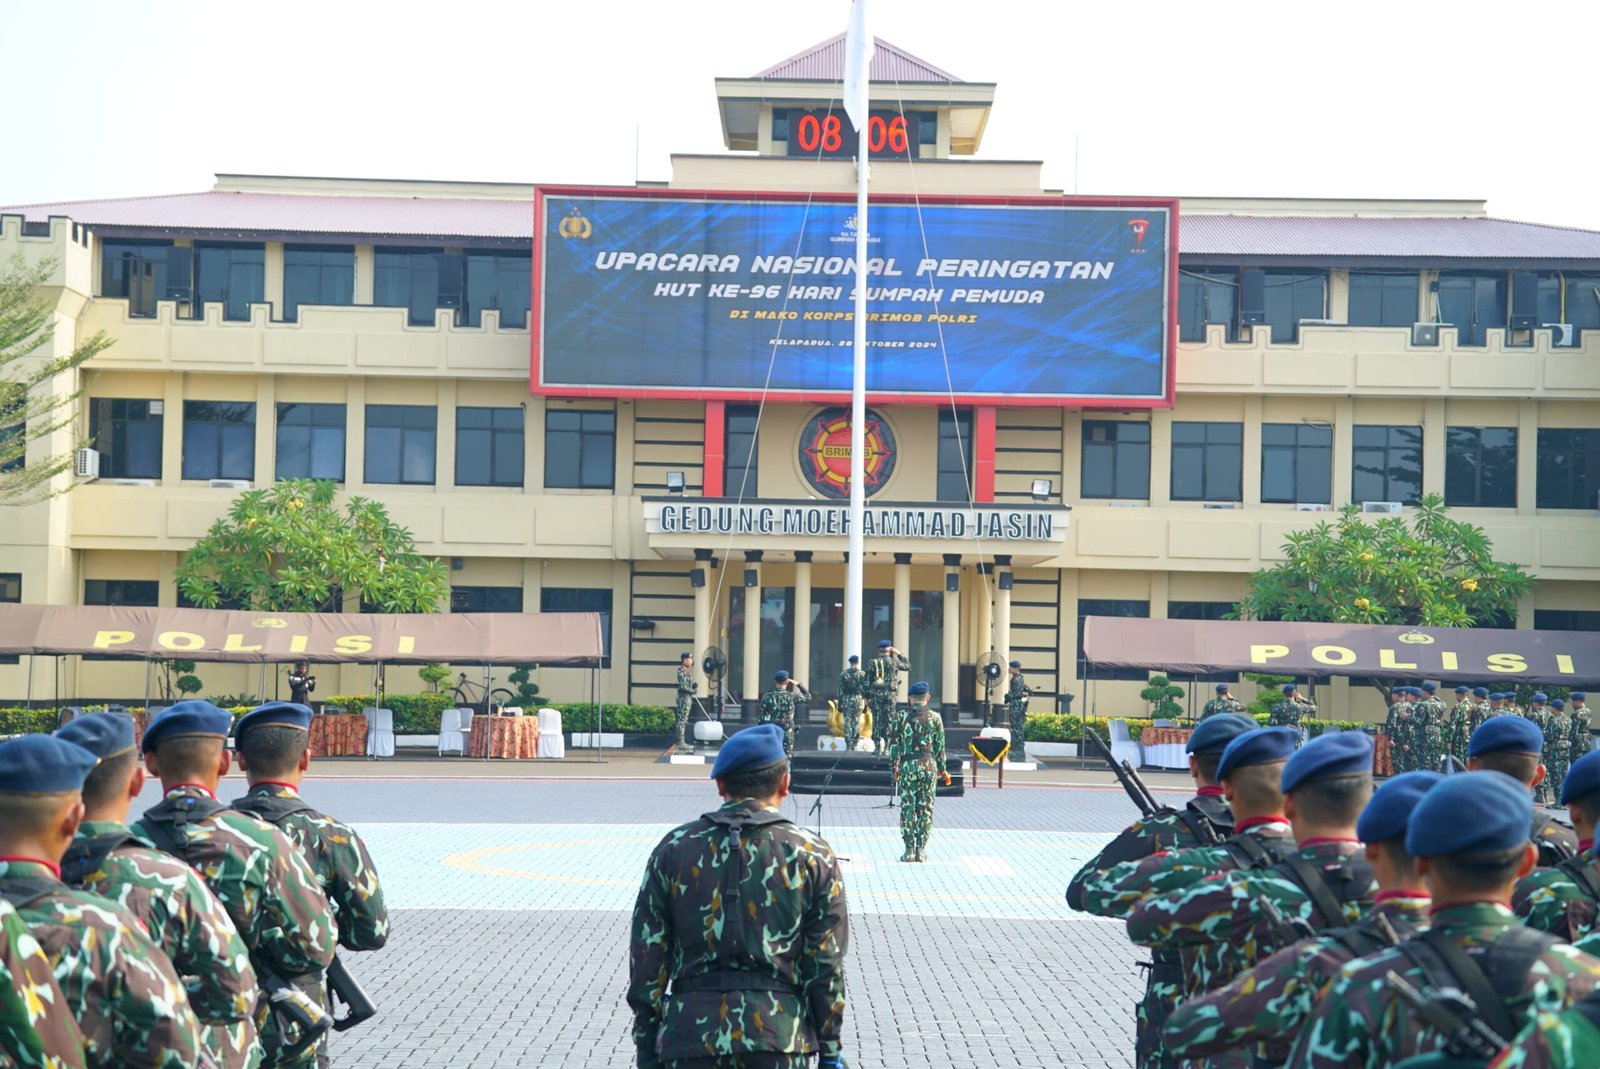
[793,552,813,690]
[976,562,994,658]
[741,550,762,722]
[893,552,912,700]
[692,549,713,699]
[994,555,1013,723]
[941,554,961,723]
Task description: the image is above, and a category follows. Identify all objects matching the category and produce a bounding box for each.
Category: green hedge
[557,704,675,734]
[1022,713,1375,743]
[316,695,673,735]
[322,693,454,734]
[0,708,65,735]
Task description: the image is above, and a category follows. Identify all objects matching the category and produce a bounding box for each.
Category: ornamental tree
[176,479,449,613]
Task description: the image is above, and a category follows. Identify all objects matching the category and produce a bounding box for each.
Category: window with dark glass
[917,111,937,146]
[99,240,173,317]
[283,246,354,322]
[1264,270,1328,343]
[771,108,790,142]
[374,248,460,326]
[182,402,255,481]
[725,405,759,497]
[1535,609,1600,632]
[456,406,523,487]
[1171,421,1243,501]
[275,403,346,482]
[0,397,20,474]
[192,243,264,321]
[450,586,523,613]
[1168,601,1239,683]
[541,587,612,662]
[1348,272,1419,328]
[1559,274,1600,343]
[1437,272,1507,347]
[545,408,615,490]
[937,409,973,502]
[1077,599,1149,681]
[1536,428,1600,510]
[1352,425,1423,504]
[1445,427,1517,508]
[84,579,159,606]
[1177,269,1238,342]
[1081,420,1150,499]
[464,251,532,329]
[364,404,437,485]
[0,573,16,662]
[89,398,163,479]
[1261,423,1332,504]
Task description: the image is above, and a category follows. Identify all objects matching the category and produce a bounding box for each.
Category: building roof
[755,34,963,83]
[1180,213,1600,262]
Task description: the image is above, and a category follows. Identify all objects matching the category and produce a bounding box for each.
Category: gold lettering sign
[93,630,134,649]
[1378,649,1417,670]
[1487,653,1528,674]
[1250,644,1289,664]
[334,635,372,655]
[1311,644,1357,665]
[223,634,263,652]
[157,630,205,651]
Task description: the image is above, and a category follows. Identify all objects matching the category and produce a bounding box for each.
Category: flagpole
[843,1,872,668]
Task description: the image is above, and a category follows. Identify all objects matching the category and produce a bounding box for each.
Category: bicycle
[452,673,515,713]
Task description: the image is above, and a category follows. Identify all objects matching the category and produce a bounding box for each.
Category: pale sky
[7,0,1600,229]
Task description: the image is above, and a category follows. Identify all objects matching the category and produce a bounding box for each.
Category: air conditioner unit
[207,479,251,490]
[1295,503,1331,512]
[1411,323,1441,346]
[110,478,156,487]
[1546,323,1577,347]
[1202,503,1238,510]
[1361,501,1403,514]
[73,448,100,479]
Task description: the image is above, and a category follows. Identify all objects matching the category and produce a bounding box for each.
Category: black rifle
[1383,973,1507,1061]
[1082,728,1227,846]
[256,963,333,1060]
[1260,896,1316,946]
[326,955,378,1031]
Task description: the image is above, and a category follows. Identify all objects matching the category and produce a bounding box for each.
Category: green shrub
[558,704,675,734]
[0,708,63,735]
[1022,714,1157,743]
[321,693,454,733]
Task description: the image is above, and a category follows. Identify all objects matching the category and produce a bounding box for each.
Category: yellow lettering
[1311,644,1357,666]
[1440,651,1459,671]
[1250,644,1289,664]
[223,633,263,653]
[1558,655,1575,675]
[334,635,372,655]
[289,635,308,654]
[1487,653,1528,674]
[397,636,415,655]
[92,630,135,649]
[157,630,205,651]
[1379,649,1417,670]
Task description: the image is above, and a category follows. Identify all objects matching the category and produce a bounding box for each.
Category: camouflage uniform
[1200,695,1246,721]
[133,786,337,1069]
[674,664,695,749]
[1284,902,1600,1069]
[64,818,261,1067]
[867,651,909,753]
[627,797,848,1068]
[1546,712,1574,805]
[1523,705,1555,804]
[1494,988,1600,1069]
[1573,703,1595,765]
[758,686,799,756]
[0,896,86,1069]
[1383,697,1409,773]
[1444,698,1483,762]
[1005,671,1031,760]
[1514,846,1600,942]
[0,858,202,1068]
[895,705,944,861]
[836,667,866,752]
[1269,695,1316,738]
[1414,695,1448,771]
[1164,894,1431,1064]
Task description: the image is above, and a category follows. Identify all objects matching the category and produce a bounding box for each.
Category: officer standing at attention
[55,713,261,1067]
[1515,749,1600,942]
[0,734,203,1067]
[1284,771,1600,1069]
[1467,715,1580,866]
[1525,694,1553,805]
[287,661,316,707]
[132,701,337,1069]
[836,655,866,752]
[1201,683,1246,721]
[867,639,909,755]
[1548,698,1576,803]
[1004,661,1031,762]
[232,702,391,1069]
[1444,685,1473,762]
[1269,683,1314,738]
[627,724,849,1069]
[896,682,946,863]
[1573,692,1594,761]
[759,671,808,757]
[1415,682,1447,771]
[0,895,86,1069]
[1066,712,1255,1069]
[674,652,696,752]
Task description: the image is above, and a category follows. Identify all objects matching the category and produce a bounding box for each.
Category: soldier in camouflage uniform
[1494,987,1600,1069]
[0,896,86,1069]
[1572,693,1594,765]
[1284,771,1600,1069]
[674,652,696,751]
[758,671,808,757]
[1004,661,1031,761]
[1383,688,1410,774]
[1200,683,1246,721]
[1514,750,1600,942]
[1414,683,1448,771]
[131,702,338,1069]
[0,734,203,1068]
[836,656,866,752]
[1066,713,1253,1069]
[896,683,945,863]
[1164,771,1440,1065]
[55,714,261,1068]
[628,724,848,1069]
[1442,685,1473,762]
[233,703,391,1069]
[1268,683,1315,742]
[867,639,909,755]
[1524,694,1556,804]
[1467,715,1580,867]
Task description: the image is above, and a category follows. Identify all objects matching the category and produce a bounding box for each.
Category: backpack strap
[230,793,317,826]
[59,832,147,886]
[1272,853,1375,930]
[0,876,60,912]
[1328,911,1418,958]
[1557,856,1600,905]
[140,793,230,862]
[1225,830,1294,871]
[1401,927,1559,1047]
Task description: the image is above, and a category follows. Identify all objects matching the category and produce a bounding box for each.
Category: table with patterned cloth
[309,713,368,757]
[1374,732,1394,777]
[130,712,150,746]
[1141,728,1192,746]
[1139,727,1192,770]
[468,715,539,759]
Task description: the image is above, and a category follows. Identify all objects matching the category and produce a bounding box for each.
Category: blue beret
[1281,684,1296,696]
[1552,699,1566,710]
[141,700,234,753]
[1216,727,1298,782]
[1407,687,1423,696]
[1187,713,1256,754]
[0,735,99,794]
[1472,687,1488,698]
[55,712,137,759]
[773,670,789,682]
[1422,683,1437,693]
[1562,751,1600,805]
[1455,686,1469,694]
[1358,771,1444,844]
[848,655,859,663]
[1009,660,1021,668]
[877,639,892,649]
[710,724,787,779]
[1281,731,1374,794]
[1573,693,1587,701]
[908,681,929,696]
[1467,714,1544,757]
[1216,683,1230,693]
[235,702,313,738]
[680,651,692,660]
[1406,771,1532,858]
[1533,693,1548,703]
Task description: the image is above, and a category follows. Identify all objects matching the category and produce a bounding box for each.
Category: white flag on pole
[843,0,874,133]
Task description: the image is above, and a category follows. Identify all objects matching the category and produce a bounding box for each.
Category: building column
[975,562,994,657]
[893,552,912,699]
[994,555,1013,724]
[793,552,812,690]
[692,549,713,699]
[741,550,762,722]
[942,554,961,723]
[1421,397,1447,497]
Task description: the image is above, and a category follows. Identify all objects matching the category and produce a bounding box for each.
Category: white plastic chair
[365,708,395,758]
[1108,719,1144,768]
[536,708,564,759]
[437,708,466,756]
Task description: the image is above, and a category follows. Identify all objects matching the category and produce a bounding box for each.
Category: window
[1437,272,1506,347]
[374,248,459,326]
[192,243,264,321]
[0,574,17,663]
[276,403,346,482]
[450,586,523,613]
[1348,272,1419,328]
[1536,428,1600,510]
[1077,599,1149,681]
[1167,601,1238,683]
[1171,421,1242,502]
[283,246,354,322]
[182,402,255,481]
[771,108,790,142]
[456,406,524,487]
[541,587,612,663]
[364,404,437,485]
[89,398,163,479]
[1263,270,1328,343]
[1177,269,1238,342]
[1445,427,1517,508]
[0,398,20,474]
[1352,425,1423,504]
[725,405,759,497]
[1261,423,1332,504]
[1081,420,1150,499]
[84,579,159,606]
[464,252,532,329]
[937,409,973,502]
[545,408,615,489]
[917,110,937,146]
[1535,609,1600,632]
[99,240,173,317]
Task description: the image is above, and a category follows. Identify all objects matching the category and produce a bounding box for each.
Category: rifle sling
[0,876,59,912]
[1402,927,1556,1048]
[59,832,147,887]
[1557,856,1600,906]
[1275,853,1363,930]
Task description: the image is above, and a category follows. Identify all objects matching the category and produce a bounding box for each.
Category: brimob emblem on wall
[800,407,897,500]
[557,206,592,239]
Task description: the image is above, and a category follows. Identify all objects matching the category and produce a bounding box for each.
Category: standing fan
[701,646,728,721]
[976,650,1005,727]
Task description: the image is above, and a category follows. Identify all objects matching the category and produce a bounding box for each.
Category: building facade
[1,37,1597,718]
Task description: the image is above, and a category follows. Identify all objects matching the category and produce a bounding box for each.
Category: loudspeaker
[690,569,706,589]
[998,572,1014,590]
[744,569,758,587]
[945,573,960,592]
